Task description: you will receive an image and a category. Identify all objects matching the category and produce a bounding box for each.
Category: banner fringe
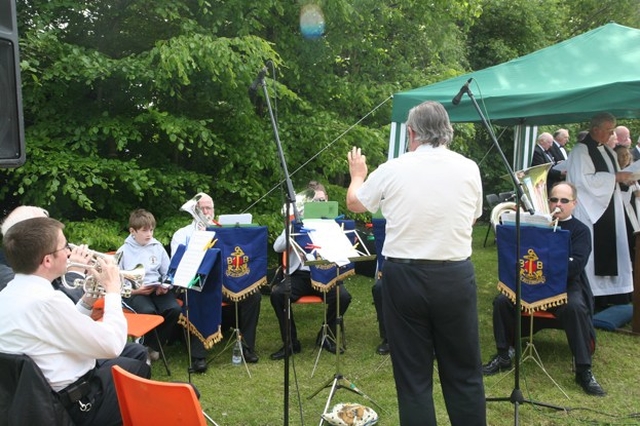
[178,314,223,350]
[497,281,568,314]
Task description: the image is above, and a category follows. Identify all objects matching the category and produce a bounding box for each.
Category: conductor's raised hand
[348,147,368,180]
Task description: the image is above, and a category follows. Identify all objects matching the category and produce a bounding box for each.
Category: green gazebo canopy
[391,23,640,126]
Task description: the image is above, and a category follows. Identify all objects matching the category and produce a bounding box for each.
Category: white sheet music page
[303,219,359,266]
[173,230,216,288]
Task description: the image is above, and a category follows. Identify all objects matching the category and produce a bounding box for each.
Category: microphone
[249,62,271,94]
[452,78,472,105]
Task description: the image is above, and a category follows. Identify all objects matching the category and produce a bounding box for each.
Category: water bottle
[232,340,242,365]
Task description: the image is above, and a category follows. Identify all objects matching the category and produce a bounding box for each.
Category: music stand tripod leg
[309,272,385,422]
[311,291,332,377]
[208,301,251,377]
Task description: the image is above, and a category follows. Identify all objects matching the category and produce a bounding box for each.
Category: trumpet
[60,245,144,298]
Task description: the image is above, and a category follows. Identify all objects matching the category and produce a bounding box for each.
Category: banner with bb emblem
[212,226,268,301]
[292,220,356,292]
[496,224,570,313]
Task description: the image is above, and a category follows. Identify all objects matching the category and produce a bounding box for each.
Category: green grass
[150,224,640,425]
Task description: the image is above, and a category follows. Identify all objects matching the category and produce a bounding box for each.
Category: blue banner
[496,225,570,312]
[211,226,268,302]
[371,218,386,279]
[168,246,223,349]
[293,220,355,292]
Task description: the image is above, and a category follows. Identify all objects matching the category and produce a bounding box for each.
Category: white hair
[1,206,49,236]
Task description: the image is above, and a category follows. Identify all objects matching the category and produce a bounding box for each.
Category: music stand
[293,218,383,424]
[208,300,252,377]
[454,80,566,421]
[169,232,224,381]
[293,202,345,377]
[201,224,267,377]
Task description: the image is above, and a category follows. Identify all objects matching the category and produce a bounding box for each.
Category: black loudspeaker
[0,0,25,168]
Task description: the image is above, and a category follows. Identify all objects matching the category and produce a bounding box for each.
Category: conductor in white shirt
[0,217,150,426]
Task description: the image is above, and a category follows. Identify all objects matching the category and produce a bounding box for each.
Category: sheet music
[173,230,216,288]
[303,219,359,266]
[217,213,252,225]
[623,160,640,180]
[500,211,554,228]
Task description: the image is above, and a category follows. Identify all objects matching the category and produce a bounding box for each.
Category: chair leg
[154,329,171,376]
[483,223,493,247]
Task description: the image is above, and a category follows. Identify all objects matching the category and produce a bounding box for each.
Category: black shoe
[191,357,207,373]
[243,347,259,363]
[376,340,390,356]
[575,369,606,396]
[270,340,301,360]
[482,354,511,375]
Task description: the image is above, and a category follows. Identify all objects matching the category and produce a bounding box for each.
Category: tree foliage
[1,0,639,250]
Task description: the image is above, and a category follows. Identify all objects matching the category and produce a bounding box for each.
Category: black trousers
[124,292,182,352]
[67,356,151,426]
[270,270,351,344]
[372,278,386,340]
[189,291,262,359]
[382,260,486,426]
[492,285,594,366]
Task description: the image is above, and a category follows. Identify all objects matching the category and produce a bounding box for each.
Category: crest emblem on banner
[520,248,545,285]
[226,246,250,278]
[496,225,570,313]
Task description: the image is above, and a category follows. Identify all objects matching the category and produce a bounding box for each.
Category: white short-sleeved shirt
[356,144,482,260]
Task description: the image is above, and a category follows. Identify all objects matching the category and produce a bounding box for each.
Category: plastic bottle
[232,340,242,365]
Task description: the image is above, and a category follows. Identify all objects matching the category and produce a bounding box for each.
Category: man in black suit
[483,182,605,396]
[531,132,564,192]
[632,137,640,162]
[552,128,569,161]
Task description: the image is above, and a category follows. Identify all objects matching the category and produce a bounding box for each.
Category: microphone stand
[253,66,301,426]
[453,82,565,424]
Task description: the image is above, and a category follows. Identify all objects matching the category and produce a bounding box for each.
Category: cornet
[61,244,145,298]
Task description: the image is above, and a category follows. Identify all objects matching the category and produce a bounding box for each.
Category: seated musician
[117,209,182,364]
[0,216,151,426]
[269,182,352,360]
[171,192,261,372]
[483,182,605,396]
[0,206,149,364]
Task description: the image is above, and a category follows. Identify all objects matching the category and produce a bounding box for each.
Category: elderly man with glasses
[483,182,605,396]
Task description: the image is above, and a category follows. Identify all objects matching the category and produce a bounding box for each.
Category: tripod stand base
[486,388,567,412]
[309,373,384,426]
[208,328,252,377]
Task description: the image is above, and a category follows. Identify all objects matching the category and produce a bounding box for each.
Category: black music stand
[252,62,302,426]
[454,80,566,422]
[293,219,384,424]
[168,236,224,382]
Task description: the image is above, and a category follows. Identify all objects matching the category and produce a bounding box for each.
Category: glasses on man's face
[49,242,70,255]
[548,197,574,204]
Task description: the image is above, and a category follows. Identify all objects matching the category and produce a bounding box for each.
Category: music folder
[169,230,219,291]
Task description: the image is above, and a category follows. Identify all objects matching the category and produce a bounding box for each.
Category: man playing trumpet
[0,216,151,425]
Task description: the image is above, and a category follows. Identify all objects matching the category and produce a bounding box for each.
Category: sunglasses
[548,197,574,204]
